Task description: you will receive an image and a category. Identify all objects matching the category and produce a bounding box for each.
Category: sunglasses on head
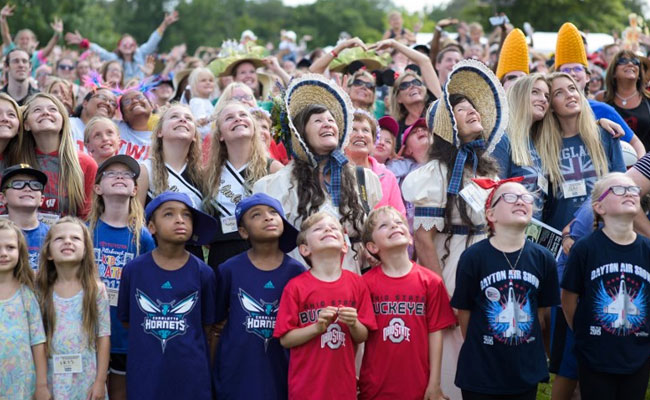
[350,79,375,90]
[503,74,520,82]
[616,57,641,66]
[398,79,423,91]
[3,180,44,192]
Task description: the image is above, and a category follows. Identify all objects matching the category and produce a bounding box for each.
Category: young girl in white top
[188,67,217,138]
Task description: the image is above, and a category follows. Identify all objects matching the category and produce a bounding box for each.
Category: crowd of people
[2,4,650,400]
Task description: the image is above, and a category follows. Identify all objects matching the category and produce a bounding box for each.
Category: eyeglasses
[92,93,117,109]
[616,57,640,66]
[398,79,423,91]
[597,185,641,201]
[57,64,75,71]
[122,93,147,107]
[350,79,375,90]
[4,180,44,191]
[232,94,254,102]
[503,74,520,82]
[491,193,535,207]
[102,170,136,179]
[559,66,585,74]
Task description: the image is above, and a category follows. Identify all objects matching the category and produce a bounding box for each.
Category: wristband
[80,38,90,50]
[330,49,338,58]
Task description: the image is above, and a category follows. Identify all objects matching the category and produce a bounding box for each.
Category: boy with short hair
[213,193,305,399]
[273,211,377,400]
[0,164,50,270]
[359,206,456,400]
[117,191,218,400]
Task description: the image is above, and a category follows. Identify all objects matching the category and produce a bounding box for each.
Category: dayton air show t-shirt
[562,229,650,374]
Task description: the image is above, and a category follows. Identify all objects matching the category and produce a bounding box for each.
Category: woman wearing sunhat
[402,59,505,399]
[253,74,382,274]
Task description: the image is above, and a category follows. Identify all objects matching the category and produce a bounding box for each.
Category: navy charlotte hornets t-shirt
[562,229,650,374]
[117,252,216,400]
[213,252,305,399]
[451,239,560,395]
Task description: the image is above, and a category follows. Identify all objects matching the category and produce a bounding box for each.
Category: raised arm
[263,55,291,86]
[308,37,367,75]
[39,17,63,60]
[429,19,458,68]
[0,4,14,49]
[66,30,118,61]
[138,10,179,58]
[370,38,442,98]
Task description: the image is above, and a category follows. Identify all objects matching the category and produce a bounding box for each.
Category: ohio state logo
[383,317,411,343]
[321,323,346,349]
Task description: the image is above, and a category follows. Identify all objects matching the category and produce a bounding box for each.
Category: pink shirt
[368,156,406,216]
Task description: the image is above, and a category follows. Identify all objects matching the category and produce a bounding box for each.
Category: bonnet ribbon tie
[447,138,486,195]
[318,149,349,207]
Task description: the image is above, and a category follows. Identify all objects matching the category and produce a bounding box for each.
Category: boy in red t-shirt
[273,211,377,400]
[359,206,456,400]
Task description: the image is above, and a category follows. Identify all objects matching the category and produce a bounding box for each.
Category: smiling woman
[116,90,153,162]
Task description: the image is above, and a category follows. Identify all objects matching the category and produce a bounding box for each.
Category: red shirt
[274,270,377,400]
[359,262,456,400]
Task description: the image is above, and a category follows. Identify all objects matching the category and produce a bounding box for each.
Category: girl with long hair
[203,101,282,268]
[36,217,110,399]
[253,75,382,274]
[402,60,505,398]
[0,93,22,171]
[87,155,154,400]
[0,220,49,400]
[20,93,97,219]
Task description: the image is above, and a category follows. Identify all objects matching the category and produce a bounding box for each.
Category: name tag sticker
[107,287,119,307]
[53,354,82,374]
[459,183,488,213]
[561,180,587,199]
[537,175,549,195]
[221,216,238,234]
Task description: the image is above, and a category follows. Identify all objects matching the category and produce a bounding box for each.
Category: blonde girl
[87,155,154,400]
[561,173,650,400]
[188,67,217,138]
[36,217,110,400]
[83,117,121,166]
[20,93,97,219]
[203,101,282,268]
[0,220,49,400]
[0,93,23,171]
[137,103,205,208]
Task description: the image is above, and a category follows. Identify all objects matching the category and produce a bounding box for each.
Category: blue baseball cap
[145,191,217,245]
[235,193,298,252]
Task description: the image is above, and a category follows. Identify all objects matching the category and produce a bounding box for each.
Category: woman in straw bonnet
[402,59,506,399]
[253,74,382,274]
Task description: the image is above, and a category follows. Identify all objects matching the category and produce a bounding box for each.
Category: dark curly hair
[290,104,366,254]
[428,93,499,266]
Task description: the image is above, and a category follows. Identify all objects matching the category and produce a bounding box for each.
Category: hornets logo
[239,289,279,351]
[136,289,198,352]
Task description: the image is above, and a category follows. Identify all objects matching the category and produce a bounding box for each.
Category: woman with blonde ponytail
[20,93,97,219]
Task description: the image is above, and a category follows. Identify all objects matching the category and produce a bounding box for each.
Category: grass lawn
[536,375,650,399]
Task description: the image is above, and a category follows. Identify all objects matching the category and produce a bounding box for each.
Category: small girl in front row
[0,220,49,400]
[188,67,217,138]
[451,178,560,400]
[37,217,111,400]
[562,172,650,400]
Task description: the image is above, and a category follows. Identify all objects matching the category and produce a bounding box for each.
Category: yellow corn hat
[555,22,588,68]
[496,29,529,80]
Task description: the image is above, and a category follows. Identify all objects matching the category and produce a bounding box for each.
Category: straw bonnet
[427,58,508,154]
[208,40,267,78]
[496,29,529,80]
[284,74,353,166]
[555,22,588,68]
[329,47,390,73]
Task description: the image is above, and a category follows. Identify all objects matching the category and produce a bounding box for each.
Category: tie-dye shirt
[0,285,46,399]
[47,284,111,400]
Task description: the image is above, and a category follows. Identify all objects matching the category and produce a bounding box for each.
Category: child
[84,117,121,166]
[450,178,560,400]
[561,172,650,400]
[273,211,377,400]
[188,67,217,138]
[213,192,305,399]
[0,220,49,399]
[36,217,111,399]
[359,206,456,400]
[0,164,50,270]
[87,154,155,400]
[117,191,218,400]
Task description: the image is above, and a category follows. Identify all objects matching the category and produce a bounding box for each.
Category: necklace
[501,241,525,272]
[616,91,638,106]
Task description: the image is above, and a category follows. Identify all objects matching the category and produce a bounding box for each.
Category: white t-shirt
[189,97,214,139]
[69,117,86,153]
[116,121,151,162]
